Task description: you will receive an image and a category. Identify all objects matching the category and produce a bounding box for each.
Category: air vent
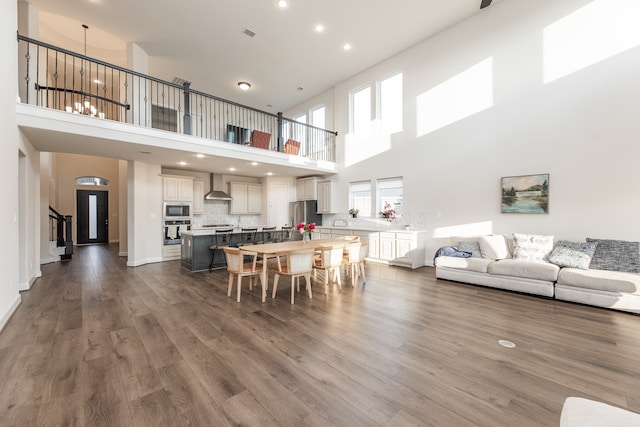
[243,28,256,38]
[172,77,191,86]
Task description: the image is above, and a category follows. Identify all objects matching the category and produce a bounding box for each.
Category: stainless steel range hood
[204,173,232,201]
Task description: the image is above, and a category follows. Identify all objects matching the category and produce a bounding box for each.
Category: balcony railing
[17,34,337,162]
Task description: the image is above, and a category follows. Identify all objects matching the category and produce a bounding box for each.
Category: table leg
[261,255,268,302]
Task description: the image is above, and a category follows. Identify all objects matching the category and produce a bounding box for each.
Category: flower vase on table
[296,222,315,243]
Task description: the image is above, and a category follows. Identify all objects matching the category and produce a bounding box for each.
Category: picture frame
[501,173,549,214]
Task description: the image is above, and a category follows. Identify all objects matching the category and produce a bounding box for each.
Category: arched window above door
[76,176,109,186]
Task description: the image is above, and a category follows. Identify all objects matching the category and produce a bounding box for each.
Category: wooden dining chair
[343,241,368,287]
[270,248,315,304]
[313,245,344,294]
[223,247,263,302]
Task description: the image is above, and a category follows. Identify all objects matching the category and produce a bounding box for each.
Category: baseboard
[0,293,22,333]
[119,251,128,257]
[126,256,163,267]
[40,256,58,265]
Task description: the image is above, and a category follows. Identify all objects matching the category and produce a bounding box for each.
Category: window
[349,181,372,217]
[351,86,371,136]
[76,176,109,186]
[377,177,403,219]
[379,73,403,134]
[311,106,325,129]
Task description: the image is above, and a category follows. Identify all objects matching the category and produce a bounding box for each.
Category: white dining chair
[270,248,315,304]
[313,245,344,294]
[343,241,368,287]
[223,247,262,302]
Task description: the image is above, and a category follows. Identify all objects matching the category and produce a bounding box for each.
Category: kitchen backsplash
[192,200,262,228]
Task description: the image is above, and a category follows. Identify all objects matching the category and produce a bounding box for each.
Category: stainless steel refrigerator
[289,200,322,240]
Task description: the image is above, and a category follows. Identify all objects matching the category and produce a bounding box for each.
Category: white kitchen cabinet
[379,232,397,261]
[163,175,194,202]
[367,232,380,259]
[317,180,336,214]
[192,180,204,214]
[230,182,262,214]
[296,177,317,201]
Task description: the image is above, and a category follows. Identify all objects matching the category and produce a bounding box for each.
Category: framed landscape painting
[501,173,549,214]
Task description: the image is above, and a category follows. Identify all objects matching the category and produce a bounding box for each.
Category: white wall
[127,161,163,266]
[289,0,640,263]
[1,0,24,330]
[53,153,121,244]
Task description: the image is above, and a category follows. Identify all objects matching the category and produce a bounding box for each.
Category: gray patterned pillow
[458,240,482,258]
[586,238,640,273]
[548,240,598,270]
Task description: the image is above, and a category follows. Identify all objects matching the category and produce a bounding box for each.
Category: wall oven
[163,219,191,245]
[163,202,192,219]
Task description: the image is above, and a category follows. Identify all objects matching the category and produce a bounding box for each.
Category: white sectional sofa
[435,234,640,314]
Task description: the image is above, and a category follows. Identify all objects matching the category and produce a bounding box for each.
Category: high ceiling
[26,0,497,114]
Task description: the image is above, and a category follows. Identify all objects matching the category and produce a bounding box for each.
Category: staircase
[49,206,73,261]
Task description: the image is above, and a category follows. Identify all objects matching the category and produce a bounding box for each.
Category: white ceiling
[26,0,496,114]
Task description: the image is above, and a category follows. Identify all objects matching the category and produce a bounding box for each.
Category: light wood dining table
[248,238,352,302]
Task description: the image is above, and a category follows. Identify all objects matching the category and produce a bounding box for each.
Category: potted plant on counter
[349,208,359,218]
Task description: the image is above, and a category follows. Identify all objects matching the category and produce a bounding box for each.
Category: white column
[125,42,150,126]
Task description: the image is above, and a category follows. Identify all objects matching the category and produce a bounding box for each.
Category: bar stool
[256,226,277,245]
[208,228,234,271]
[237,227,258,247]
[275,226,293,243]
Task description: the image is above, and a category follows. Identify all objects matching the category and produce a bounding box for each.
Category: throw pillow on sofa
[512,233,554,262]
[548,240,598,270]
[478,235,510,260]
[458,240,482,258]
[586,238,640,273]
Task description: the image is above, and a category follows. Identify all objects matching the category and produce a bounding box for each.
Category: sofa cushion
[548,240,598,270]
[458,240,482,258]
[512,233,554,262]
[586,238,640,273]
[434,256,493,273]
[558,268,640,295]
[488,259,560,282]
[479,235,511,260]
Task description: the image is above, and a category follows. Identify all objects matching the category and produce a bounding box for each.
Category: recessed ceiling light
[278,0,287,8]
[267,172,273,176]
[237,81,251,91]
[196,154,205,158]
[250,162,258,166]
[228,167,236,172]
[178,161,187,166]
[315,24,324,33]
[93,79,101,84]
[343,43,352,51]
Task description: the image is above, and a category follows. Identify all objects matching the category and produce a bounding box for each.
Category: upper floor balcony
[16,34,338,177]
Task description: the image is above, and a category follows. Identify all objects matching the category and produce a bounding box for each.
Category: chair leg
[272,274,280,299]
[237,276,242,302]
[290,277,295,304]
[335,268,342,289]
[227,273,234,298]
[324,269,329,294]
[359,262,366,285]
[306,273,313,299]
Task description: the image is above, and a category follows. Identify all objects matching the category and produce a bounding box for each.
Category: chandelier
[64,24,104,118]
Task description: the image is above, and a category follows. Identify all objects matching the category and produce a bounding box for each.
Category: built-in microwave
[163,202,192,219]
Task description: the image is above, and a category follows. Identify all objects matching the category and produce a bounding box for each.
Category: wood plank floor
[1,244,639,426]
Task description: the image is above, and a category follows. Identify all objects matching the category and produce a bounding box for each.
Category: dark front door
[76,189,109,244]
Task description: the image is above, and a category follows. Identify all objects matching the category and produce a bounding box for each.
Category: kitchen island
[180,227,289,272]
